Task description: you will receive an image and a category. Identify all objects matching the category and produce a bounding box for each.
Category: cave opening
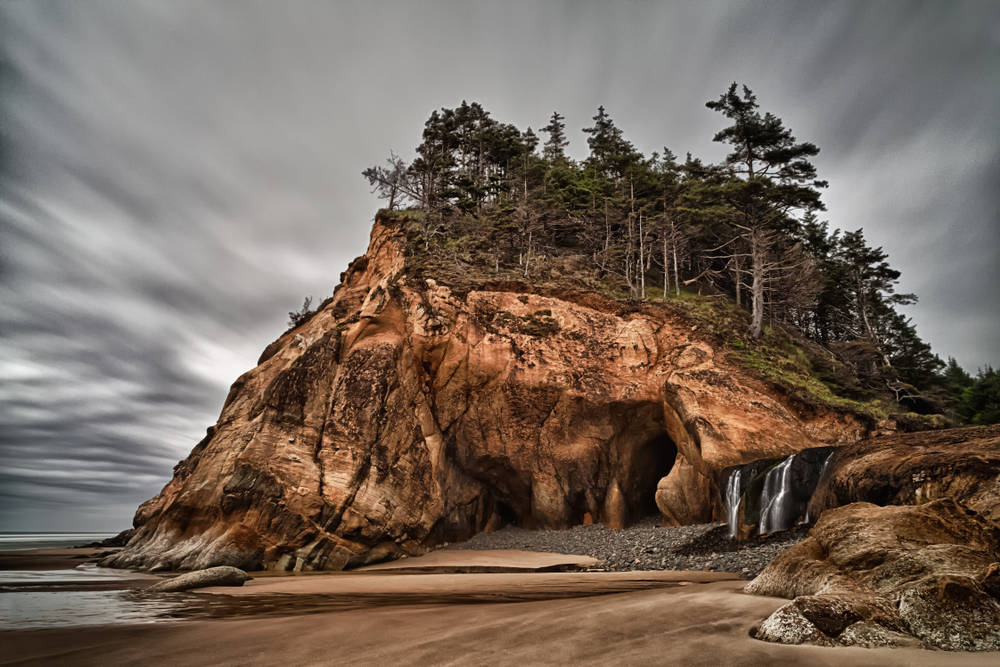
[626,432,677,519]
[495,499,520,528]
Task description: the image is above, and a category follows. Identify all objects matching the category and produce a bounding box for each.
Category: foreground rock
[746,499,1000,650]
[146,566,251,593]
[102,212,869,572]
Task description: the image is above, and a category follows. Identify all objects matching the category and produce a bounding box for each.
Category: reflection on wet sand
[1,568,724,630]
[3,548,999,667]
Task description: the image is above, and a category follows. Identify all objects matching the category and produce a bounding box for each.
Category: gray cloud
[1,1,997,531]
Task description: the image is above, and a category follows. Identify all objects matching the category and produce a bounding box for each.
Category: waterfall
[724,445,837,540]
[724,469,742,538]
[758,456,796,535]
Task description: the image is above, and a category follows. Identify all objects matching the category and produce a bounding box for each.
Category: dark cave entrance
[625,432,677,519]
[495,499,520,528]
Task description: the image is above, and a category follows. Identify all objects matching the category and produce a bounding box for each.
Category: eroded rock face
[809,424,1000,524]
[747,499,1000,651]
[102,213,869,572]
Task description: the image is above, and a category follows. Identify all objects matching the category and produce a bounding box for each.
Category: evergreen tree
[583,106,639,181]
[705,83,827,338]
[944,357,975,395]
[838,229,917,359]
[540,111,569,163]
[963,367,1000,425]
[783,213,857,343]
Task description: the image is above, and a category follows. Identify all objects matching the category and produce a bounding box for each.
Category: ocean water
[0,589,197,629]
[0,564,168,629]
[0,533,118,551]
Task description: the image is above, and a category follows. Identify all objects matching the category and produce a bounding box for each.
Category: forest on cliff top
[349,84,996,429]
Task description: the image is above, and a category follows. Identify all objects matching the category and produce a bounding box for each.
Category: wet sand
[3,548,999,666]
[352,548,600,573]
[6,579,1000,667]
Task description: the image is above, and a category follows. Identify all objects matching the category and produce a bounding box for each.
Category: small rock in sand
[148,566,251,593]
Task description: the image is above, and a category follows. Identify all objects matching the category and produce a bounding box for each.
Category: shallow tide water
[0,566,571,630]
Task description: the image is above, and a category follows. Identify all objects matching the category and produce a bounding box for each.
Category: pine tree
[540,111,569,163]
[944,357,974,394]
[964,367,1000,425]
[583,106,638,181]
[705,83,827,338]
[838,229,917,360]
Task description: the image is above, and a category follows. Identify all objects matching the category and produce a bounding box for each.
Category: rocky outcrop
[717,424,1000,542]
[747,499,1000,651]
[809,424,1000,523]
[102,212,870,572]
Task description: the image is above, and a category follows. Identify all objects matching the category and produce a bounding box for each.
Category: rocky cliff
[809,424,1000,523]
[104,212,872,572]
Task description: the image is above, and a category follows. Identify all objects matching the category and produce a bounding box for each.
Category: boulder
[896,574,1000,651]
[655,453,714,526]
[147,566,251,593]
[746,499,1000,651]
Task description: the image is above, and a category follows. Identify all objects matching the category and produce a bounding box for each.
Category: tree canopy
[360,86,993,427]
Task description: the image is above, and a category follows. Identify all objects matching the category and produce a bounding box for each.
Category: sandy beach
[3,547,1000,666]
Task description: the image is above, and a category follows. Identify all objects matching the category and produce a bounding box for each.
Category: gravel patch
[443,519,810,579]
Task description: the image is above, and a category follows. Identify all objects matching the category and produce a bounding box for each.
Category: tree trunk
[639,211,645,300]
[733,251,742,307]
[749,228,765,339]
[662,234,669,299]
[671,218,680,297]
[523,230,531,278]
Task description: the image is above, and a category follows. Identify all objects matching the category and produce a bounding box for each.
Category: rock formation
[746,499,1000,651]
[103,212,870,572]
[718,424,1000,542]
[809,423,1000,524]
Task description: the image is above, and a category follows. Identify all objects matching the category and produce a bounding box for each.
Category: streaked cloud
[1,1,996,531]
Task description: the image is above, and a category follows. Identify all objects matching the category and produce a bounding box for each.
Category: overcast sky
[2,1,998,532]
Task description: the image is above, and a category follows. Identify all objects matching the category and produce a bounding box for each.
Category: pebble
[444,518,811,578]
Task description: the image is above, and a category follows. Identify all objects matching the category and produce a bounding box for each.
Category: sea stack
[103,211,872,573]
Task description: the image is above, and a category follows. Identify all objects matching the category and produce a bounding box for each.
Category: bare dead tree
[768,242,824,327]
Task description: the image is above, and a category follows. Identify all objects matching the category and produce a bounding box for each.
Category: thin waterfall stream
[725,470,742,538]
[758,456,795,534]
[722,447,835,539]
